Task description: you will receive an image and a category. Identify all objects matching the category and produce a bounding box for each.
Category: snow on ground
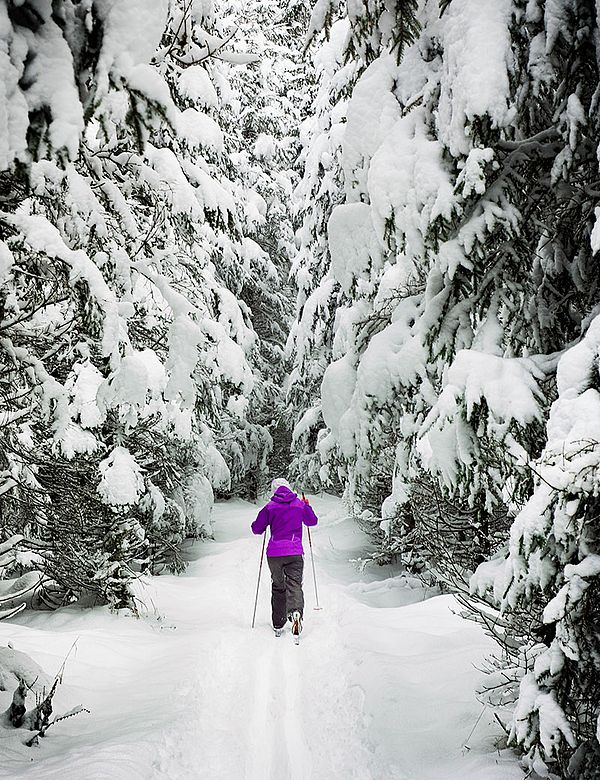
[0,496,521,779]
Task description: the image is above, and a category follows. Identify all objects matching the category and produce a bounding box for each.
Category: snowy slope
[0,497,521,779]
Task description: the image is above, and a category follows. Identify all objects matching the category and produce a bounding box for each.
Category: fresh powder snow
[0,497,520,779]
[2,0,599,774]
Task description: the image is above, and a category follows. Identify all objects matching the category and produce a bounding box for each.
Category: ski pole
[307,527,322,610]
[302,491,322,611]
[251,532,266,628]
[302,493,322,610]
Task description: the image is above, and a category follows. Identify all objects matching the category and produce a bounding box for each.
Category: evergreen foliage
[290,0,600,772]
[3,0,600,772]
[0,0,296,609]
[211,0,307,498]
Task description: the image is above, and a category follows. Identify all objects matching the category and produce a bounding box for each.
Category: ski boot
[291,611,302,645]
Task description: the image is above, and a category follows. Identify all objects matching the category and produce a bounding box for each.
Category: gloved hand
[301,493,310,504]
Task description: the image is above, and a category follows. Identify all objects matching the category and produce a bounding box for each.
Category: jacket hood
[271,486,297,504]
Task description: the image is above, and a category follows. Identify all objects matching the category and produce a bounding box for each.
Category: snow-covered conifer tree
[0,0,181,605]
[472,316,600,777]
[292,0,600,772]
[464,5,600,774]
[286,10,359,489]
[0,0,298,606]
[290,0,600,582]
[203,0,308,497]
[288,0,423,500]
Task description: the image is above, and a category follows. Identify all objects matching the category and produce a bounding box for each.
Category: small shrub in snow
[0,645,87,749]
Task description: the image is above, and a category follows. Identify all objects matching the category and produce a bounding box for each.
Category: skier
[251,478,318,640]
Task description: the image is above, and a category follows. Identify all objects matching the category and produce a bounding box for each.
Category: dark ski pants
[267,555,304,629]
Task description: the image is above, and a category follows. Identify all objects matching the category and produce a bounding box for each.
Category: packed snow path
[1,497,521,779]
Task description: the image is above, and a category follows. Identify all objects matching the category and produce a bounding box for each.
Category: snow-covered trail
[144,497,377,780]
[0,497,521,779]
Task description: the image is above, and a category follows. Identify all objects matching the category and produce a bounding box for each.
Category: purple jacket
[251,486,318,556]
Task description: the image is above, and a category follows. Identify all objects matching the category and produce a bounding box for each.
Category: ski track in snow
[0,496,521,779]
